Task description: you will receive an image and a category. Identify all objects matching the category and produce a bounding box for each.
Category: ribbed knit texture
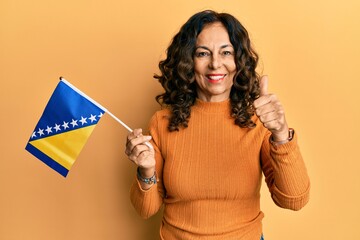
[130,99,310,240]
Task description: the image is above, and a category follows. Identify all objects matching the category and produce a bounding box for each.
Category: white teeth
[207,75,224,80]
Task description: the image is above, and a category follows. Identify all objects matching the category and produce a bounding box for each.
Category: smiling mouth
[206,74,226,83]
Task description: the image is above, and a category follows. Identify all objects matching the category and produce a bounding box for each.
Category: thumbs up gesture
[253,76,289,142]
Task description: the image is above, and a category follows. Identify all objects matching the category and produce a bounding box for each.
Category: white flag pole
[60,77,133,133]
[104,110,133,132]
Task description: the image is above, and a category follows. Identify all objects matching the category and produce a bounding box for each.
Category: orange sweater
[130,99,310,240]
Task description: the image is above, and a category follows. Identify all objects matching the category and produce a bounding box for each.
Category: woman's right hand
[125,128,155,178]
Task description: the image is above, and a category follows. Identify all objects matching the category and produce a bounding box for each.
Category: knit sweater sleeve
[261,129,310,211]
[129,112,165,219]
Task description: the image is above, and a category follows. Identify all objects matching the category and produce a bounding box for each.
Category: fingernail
[145,136,152,140]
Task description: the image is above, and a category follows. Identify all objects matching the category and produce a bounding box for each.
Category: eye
[195,51,210,57]
[222,50,233,56]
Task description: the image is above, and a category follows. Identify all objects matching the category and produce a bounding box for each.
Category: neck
[196,94,230,103]
[193,98,231,113]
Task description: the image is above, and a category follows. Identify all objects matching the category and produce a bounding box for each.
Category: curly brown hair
[154,10,260,131]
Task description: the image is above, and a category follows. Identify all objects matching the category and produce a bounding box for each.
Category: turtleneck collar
[192,98,231,114]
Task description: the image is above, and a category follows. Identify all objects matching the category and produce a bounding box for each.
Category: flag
[25,79,106,177]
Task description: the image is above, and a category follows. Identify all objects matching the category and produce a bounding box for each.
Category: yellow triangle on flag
[28,125,96,170]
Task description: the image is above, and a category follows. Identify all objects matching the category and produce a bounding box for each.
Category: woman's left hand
[253,75,289,142]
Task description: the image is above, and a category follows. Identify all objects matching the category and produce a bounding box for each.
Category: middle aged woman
[125,10,310,240]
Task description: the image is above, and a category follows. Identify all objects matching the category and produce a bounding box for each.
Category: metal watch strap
[269,128,294,146]
[137,167,157,185]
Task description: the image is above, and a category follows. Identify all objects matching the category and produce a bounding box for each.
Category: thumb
[259,75,269,96]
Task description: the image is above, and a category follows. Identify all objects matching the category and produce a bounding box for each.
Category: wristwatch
[137,167,157,185]
[269,128,294,146]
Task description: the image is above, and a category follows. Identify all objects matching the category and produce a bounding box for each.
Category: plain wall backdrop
[1,0,359,239]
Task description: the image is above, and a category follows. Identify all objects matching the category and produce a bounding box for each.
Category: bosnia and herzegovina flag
[25,78,106,177]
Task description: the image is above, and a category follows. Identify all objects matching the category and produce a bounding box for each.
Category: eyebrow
[195,44,234,51]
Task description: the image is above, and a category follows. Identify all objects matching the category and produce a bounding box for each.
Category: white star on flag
[31,132,37,138]
[45,126,52,134]
[54,124,61,132]
[80,116,87,125]
[89,114,97,123]
[37,128,44,136]
[70,119,78,127]
[62,121,69,130]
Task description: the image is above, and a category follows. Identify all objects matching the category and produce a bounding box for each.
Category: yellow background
[1,0,359,239]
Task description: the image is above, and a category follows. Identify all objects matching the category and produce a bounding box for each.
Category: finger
[128,144,151,160]
[255,102,274,116]
[129,135,152,148]
[258,111,279,124]
[128,148,154,168]
[131,144,150,157]
[255,96,282,116]
[136,152,155,169]
[127,128,143,142]
[125,135,152,155]
[132,128,143,137]
[254,96,269,109]
[259,75,269,97]
[254,93,276,109]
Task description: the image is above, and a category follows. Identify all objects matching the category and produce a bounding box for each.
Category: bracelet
[137,167,157,185]
[269,128,294,146]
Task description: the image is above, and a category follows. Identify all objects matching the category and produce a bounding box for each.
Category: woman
[125,10,310,240]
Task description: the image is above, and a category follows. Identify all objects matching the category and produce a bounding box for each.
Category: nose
[209,53,221,69]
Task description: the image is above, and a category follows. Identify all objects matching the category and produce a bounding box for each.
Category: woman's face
[193,22,236,102]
